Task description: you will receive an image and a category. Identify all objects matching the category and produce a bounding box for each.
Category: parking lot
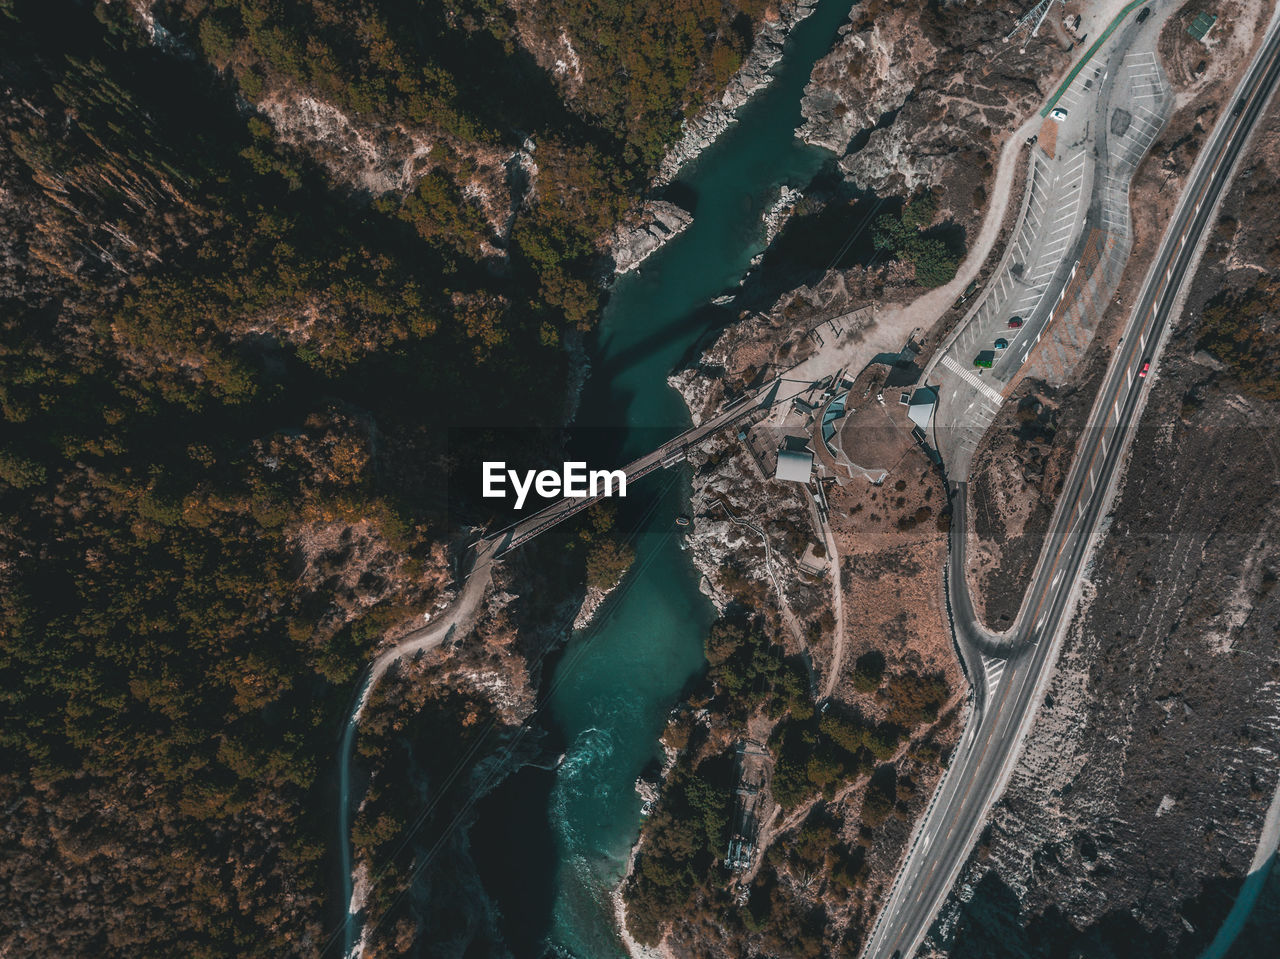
[920,29,1173,479]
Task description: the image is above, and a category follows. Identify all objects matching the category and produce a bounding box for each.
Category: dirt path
[820,516,846,699]
[337,543,497,959]
[762,108,1040,423]
[882,113,1039,337]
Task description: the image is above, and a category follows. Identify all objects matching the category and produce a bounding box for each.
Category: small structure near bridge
[775,436,814,484]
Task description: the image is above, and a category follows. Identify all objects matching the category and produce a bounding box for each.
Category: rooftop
[775,447,814,483]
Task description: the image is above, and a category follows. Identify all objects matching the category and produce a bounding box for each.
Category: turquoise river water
[471,1,856,955]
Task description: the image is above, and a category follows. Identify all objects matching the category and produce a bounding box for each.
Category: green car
[974,350,995,369]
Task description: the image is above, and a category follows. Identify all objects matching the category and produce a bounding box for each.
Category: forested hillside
[0,0,773,955]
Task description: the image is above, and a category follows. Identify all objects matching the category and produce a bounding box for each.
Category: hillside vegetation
[0,0,774,955]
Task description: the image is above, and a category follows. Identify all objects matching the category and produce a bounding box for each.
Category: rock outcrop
[797,18,933,154]
[763,185,804,245]
[257,92,433,196]
[795,1,1067,223]
[653,0,821,186]
[839,124,942,196]
[608,200,693,274]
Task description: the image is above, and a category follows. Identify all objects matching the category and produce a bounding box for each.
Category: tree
[852,650,886,692]
[871,189,960,288]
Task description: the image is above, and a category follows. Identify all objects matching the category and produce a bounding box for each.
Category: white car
[1050,107,1069,122]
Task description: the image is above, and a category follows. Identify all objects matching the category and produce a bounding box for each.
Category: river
[470,1,857,955]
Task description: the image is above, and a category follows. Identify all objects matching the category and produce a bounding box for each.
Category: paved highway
[862,13,1280,959]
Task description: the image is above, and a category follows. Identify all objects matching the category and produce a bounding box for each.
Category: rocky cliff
[797,1,1068,224]
[797,17,934,154]
[653,0,822,185]
[609,200,695,274]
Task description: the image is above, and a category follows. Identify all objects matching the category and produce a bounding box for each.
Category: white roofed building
[775,447,814,483]
[908,386,938,430]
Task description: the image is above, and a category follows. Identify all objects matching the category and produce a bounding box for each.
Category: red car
[1008,316,1024,329]
[1139,361,1150,378]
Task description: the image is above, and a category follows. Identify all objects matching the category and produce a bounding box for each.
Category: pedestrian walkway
[941,354,1005,404]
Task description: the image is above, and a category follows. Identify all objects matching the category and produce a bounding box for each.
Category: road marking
[980,654,1007,695]
[941,354,1005,404]
[864,48,1244,950]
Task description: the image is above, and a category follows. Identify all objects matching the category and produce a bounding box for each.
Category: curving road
[862,12,1280,959]
[336,539,498,958]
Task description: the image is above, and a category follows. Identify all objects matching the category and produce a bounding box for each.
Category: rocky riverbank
[610,257,972,955]
[605,0,823,272]
[652,0,822,186]
[762,185,804,246]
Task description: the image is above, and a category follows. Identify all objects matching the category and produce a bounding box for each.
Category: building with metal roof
[775,446,814,484]
[908,386,938,430]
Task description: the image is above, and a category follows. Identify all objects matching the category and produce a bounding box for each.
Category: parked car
[1051,107,1069,122]
[974,350,995,370]
[1139,361,1150,377]
[1008,316,1024,329]
[994,338,1009,350]
[1137,7,1151,23]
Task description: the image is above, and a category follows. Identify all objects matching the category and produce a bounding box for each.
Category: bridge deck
[485,378,790,556]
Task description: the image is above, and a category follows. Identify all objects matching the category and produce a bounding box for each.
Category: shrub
[884,671,948,727]
[860,764,898,828]
[852,650,886,692]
